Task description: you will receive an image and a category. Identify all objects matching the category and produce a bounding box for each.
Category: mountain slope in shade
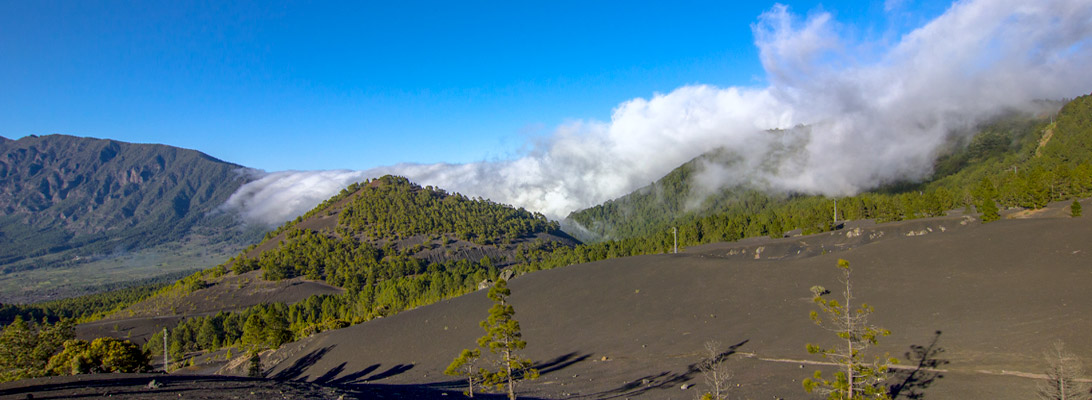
[0,134,262,302]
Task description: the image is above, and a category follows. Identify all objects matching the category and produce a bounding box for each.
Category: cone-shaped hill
[94,175,579,342]
[229,175,579,286]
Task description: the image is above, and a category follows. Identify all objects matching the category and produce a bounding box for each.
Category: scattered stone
[600,356,609,361]
[146,380,161,389]
[680,383,691,390]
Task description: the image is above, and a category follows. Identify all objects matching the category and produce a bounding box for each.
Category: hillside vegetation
[131,175,574,360]
[566,97,1091,247]
[0,271,191,324]
[0,135,262,302]
[229,175,567,285]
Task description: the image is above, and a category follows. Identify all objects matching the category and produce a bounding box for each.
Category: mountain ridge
[0,134,262,302]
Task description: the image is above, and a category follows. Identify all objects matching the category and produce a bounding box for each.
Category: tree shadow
[328,363,381,385]
[311,362,347,384]
[889,330,949,399]
[271,345,333,380]
[367,364,415,381]
[584,339,748,399]
[534,352,593,376]
[419,352,591,395]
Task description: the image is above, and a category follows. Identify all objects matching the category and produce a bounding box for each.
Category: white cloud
[222,0,1092,227]
[222,169,371,226]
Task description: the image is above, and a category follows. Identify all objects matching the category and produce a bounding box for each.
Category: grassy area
[0,235,245,304]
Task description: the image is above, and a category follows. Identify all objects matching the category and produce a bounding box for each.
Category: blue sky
[0,0,951,171]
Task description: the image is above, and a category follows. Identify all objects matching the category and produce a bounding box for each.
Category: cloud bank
[224,0,1092,227]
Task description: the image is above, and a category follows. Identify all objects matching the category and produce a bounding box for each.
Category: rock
[680,383,691,390]
[146,380,161,389]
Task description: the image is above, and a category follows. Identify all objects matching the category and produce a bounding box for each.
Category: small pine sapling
[803,259,898,400]
[979,199,1000,222]
[445,348,484,398]
[1071,200,1082,217]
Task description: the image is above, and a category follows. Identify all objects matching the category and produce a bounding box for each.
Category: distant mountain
[0,135,262,301]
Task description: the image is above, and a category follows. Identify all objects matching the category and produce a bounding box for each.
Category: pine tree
[241,314,267,352]
[248,352,263,378]
[0,317,74,382]
[979,199,1000,222]
[1071,199,1082,217]
[476,279,538,400]
[262,308,292,348]
[803,259,897,399]
[445,348,483,397]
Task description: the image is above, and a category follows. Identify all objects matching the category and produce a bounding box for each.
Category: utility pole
[163,327,169,373]
[673,227,678,254]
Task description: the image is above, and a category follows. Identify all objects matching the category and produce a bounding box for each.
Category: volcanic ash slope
[261,214,1092,399]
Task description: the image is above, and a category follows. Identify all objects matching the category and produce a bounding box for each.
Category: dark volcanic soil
[77,270,342,345]
[253,205,1091,399]
[19,199,1092,399]
[0,373,499,399]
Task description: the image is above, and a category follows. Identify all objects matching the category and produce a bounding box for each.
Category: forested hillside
[132,175,575,361]
[564,149,781,242]
[229,175,569,284]
[0,135,262,302]
[567,98,1090,244]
